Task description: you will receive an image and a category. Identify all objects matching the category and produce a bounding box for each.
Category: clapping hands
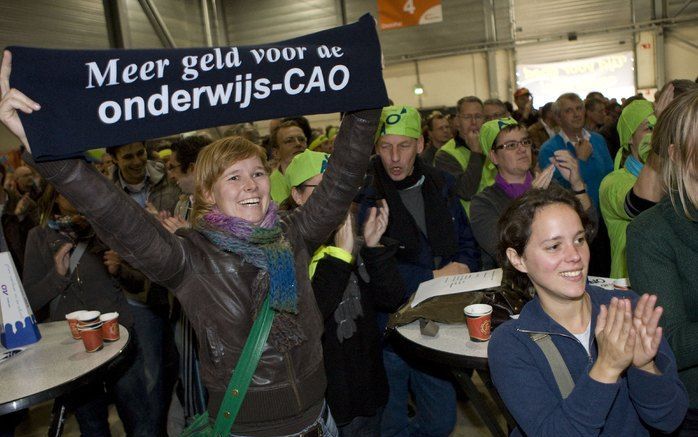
[591,294,663,383]
[532,164,555,190]
[551,150,585,191]
[334,212,354,253]
[362,200,389,248]
[631,294,663,371]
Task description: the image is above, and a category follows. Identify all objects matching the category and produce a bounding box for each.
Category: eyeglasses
[282,136,307,146]
[457,114,485,122]
[486,112,507,121]
[493,138,533,151]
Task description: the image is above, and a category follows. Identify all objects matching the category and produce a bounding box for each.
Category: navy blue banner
[9,14,388,161]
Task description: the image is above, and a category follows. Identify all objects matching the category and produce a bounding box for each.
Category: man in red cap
[513,87,539,127]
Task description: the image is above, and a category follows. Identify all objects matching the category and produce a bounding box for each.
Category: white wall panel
[514,0,630,40]
[0,0,109,49]
[665,25,698,82]
[382,53,491,108]
[126,0,207,48]
[222,0,338,45]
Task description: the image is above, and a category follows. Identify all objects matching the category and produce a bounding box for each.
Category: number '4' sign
[403,0,416,14]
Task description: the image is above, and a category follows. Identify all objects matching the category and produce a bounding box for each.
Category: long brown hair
[652,89,698,220]
[37,184,61,227]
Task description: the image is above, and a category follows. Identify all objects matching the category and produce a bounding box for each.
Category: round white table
[0,321,130,434]
[393,321,515,437]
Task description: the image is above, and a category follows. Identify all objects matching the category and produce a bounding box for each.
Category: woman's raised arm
[286,109,380,246]
[1,50,188,291]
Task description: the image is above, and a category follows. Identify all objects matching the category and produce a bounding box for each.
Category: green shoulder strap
[212,297,275,437]
[529,333,575,399]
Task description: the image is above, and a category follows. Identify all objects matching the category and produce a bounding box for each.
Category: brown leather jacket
[28,109,381,436]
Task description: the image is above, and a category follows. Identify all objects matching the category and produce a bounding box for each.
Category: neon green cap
[285,149,330,188]
[377,105,422,140]
[617,100,656,151]
[479,117,520,154]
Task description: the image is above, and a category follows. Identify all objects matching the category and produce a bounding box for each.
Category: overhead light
[414,84,424,95]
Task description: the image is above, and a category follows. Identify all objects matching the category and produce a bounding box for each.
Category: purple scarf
[194,202,305,352]
[495,172,533,199]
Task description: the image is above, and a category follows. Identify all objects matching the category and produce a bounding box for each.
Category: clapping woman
[487,185,687,436]
[0,50,380,436]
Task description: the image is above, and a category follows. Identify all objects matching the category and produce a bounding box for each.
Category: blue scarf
[195,203,303,351]
[624,154,644,178]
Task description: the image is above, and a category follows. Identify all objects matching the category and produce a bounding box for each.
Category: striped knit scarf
[195,203,304,351]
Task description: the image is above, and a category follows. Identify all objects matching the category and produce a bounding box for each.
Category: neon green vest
[599,168,636,278]
[439,139,497,216]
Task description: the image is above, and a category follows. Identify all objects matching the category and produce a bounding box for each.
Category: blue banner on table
[8,13,388,161]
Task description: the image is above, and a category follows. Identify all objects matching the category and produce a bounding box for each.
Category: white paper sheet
[411,268,503,308]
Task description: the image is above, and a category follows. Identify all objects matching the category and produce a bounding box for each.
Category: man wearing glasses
[269,120,308,203]
[435,96,494,216]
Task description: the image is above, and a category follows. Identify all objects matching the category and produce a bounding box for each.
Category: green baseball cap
[377,105,422,140]
[617,100,656,151]
[285,149,330,188]
[479,117,520,154]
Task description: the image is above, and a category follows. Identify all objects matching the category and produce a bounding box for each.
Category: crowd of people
[0,45,697,437]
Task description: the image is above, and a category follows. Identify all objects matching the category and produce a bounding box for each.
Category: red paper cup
[79,324,104,352]
[65,310,88,340]
[464,304,492,342]
[99,312,120,342]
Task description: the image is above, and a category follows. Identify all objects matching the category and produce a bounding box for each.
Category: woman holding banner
[0,50,381,436]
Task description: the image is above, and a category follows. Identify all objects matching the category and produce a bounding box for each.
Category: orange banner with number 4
[377,0,443,30]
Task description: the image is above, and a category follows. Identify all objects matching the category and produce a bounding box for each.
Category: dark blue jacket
[357,166,480,303]
[488,286,688,436]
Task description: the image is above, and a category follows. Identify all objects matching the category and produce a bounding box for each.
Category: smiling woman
[193,137,271,225]
[487,186,688,436]
[0,49,382,437]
